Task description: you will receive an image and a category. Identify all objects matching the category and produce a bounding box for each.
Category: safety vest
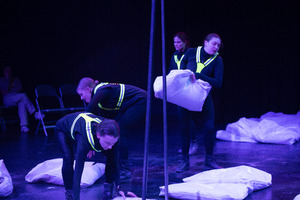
[174,54,185,69]
[196,46,219,73]
[70,113,102,152]
[94,82,125,110]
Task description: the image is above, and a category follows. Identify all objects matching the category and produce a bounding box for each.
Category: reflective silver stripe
[116,84,125,108]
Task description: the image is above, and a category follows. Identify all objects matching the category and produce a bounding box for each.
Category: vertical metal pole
[142,0,156,199]
[161,0,169,199]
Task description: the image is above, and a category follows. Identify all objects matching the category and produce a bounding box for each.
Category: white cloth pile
[25,158,105,188]
[153,69,211,111]
[159,165,271,200]
[0,159,13,197]
[217,111,300,145]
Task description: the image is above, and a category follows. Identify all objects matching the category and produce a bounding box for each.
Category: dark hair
[174,32,190,48]
[97,119,120,138]
[203,33,223,49]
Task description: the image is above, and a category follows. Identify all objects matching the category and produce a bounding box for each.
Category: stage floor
[1,116,300,200]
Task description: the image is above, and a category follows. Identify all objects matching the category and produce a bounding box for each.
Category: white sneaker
[34,112,45,120]
[21,126,30,133]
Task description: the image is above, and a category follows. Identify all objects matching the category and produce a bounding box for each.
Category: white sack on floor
[159,165,272,200]
[25,158,105,188]
[153,69,211,112]
[113,198,156,200]
[294,194,300,200]
[217,111,300,145]
[0,159,13,197]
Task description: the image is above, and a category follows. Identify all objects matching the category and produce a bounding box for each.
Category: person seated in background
[0,66,43,133]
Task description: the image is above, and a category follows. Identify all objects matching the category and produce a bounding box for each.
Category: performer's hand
[87,150,95,159]
[190,73,196,83]
[117,185,138,199]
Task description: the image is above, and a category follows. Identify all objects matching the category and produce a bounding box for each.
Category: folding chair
[0,105,18,132]
[0,95,19,132]
[35,85,67,136]
[59,84,86,112]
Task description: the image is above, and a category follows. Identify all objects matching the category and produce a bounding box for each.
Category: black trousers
[178,95,216,158]
[117,98,146,161]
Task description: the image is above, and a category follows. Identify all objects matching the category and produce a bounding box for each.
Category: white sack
[160,182,250,200]
[159,165,271,200]
[25,158,105,188]
[113,198,155,200]
[0,159,13,197]
[294,194,300,200]
[183,165,272,191]
[153,69,211,111]
[217,111,300,145]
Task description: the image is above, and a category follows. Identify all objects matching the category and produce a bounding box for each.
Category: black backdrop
[1,0,299,123]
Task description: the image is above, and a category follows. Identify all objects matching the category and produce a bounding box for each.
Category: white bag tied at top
[25,158,105,188]
[0,159,13,197]
[159,165,272,200]
[153,69,211,112]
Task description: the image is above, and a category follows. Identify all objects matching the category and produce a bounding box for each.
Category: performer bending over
[76,78,146,182]
[55,112,120,200]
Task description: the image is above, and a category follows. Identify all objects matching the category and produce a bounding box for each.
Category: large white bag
[153,69,211,111]
[0,159,13,197]
[25,158,105,188]
[217,111,300,145]
[159,165,272,200]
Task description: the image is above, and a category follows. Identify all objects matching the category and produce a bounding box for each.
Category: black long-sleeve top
[86,83,147,120]
[181,47,223,89]
[55,112,120,194]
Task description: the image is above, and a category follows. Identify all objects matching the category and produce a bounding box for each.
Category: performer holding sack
[175,33,224,173]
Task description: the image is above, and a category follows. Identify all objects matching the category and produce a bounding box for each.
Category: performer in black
[76,78,146,182]
[175,33,224,173]
[55,112,120,200]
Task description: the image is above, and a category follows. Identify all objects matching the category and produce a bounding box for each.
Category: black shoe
[65,191,73,200]
[203,156,222,171]
[176,160,189,173]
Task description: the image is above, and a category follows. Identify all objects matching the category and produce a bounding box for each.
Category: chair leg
[40,117,48,137]
[0,109,6,133]
[35,116,48,136]
[35,120,41,135]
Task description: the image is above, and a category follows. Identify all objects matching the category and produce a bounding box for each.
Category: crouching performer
[55,112,120,200]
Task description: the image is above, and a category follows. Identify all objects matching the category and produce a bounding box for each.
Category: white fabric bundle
[294,194,300,200]
[153,69,211,111]
[25,158,105,188]
[0,159,13,197]
[159,165,272,200]
[217,111,300,145]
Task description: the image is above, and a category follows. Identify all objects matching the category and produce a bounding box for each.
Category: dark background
[1,0,299,123]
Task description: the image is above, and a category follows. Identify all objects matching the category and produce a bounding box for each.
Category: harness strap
[196,46,219,73]
[70,113,102,152]
[94,83,125,110]
[174,54,185,69]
